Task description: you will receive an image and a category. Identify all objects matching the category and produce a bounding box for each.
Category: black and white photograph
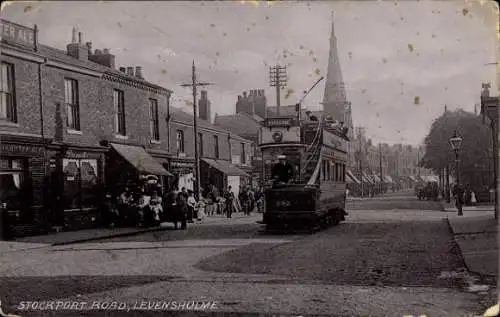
[0,0,499,316]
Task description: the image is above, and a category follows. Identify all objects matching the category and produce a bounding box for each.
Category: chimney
[126,67,134,76]
[119,67,126,73]
[198,90,211,122]
[243,91,247,99]
[71,27,77,43]
[135,66,143,79]
[237,95,242,101]
[67,30,88,61]
[85,42,92,54]
[89,48,115,69]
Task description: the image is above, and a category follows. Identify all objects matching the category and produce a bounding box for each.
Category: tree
[421,109,493,179]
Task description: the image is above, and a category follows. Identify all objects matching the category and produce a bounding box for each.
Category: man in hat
[271,155,294,184]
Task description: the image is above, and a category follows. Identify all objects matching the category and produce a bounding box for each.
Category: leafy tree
[421,109,493,178]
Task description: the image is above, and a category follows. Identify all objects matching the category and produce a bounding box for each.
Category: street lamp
[449,130,463,186]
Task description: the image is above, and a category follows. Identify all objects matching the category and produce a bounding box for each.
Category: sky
[2,0,498,146]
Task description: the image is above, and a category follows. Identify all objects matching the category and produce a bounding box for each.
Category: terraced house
[1,20,174,236]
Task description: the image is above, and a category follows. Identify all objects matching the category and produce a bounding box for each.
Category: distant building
[198,90,211,122]
[236,89,267,118]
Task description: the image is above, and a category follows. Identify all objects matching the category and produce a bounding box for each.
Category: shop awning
[346,170,361,184]
[110,143,172,176]
[409,176,417,182]
[202,158,249,177]
[384,175,394,183]
[372,175,382,182]
[361,173,373,184]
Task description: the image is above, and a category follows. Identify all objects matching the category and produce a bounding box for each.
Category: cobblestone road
[0,206,492,316]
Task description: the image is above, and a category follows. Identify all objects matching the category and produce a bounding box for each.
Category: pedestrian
[471,190,477,207]
[187,190,196,223]
[224,186,235,218]
[452,183,464,216]
[137,187,152,227]
[175,190,188,230]
[239,187,250,215]
[149,189,163,226]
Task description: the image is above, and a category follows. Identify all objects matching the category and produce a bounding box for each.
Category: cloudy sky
[2,0,498,145]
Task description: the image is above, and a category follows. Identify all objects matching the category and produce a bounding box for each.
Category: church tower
[322,12,353,140]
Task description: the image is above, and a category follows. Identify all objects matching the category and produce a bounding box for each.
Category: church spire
[322,11,350,125]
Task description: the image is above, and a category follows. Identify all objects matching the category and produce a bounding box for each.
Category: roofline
[1,41,173,95]
[170,118,252,142]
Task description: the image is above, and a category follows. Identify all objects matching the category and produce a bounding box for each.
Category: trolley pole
[181,61,214,201]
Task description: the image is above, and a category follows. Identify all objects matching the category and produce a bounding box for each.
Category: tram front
[258,116,321,230]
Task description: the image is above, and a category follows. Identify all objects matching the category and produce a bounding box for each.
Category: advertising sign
[1,19,36,49]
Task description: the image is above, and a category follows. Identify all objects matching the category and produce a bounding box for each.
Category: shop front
[166,157,195,192]
[201,158,249,196]
[45,145,107,231]
[105,142,172,196]
[0,135,50,237]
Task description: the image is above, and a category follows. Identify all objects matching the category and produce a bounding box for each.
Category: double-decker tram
[258,113,349,231]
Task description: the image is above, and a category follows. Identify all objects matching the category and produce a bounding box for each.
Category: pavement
[10,213,263,247]
[446,206,498,283]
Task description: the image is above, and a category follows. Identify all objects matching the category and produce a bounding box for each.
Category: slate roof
[170,108,251,142]
[37,44,172,93]
[2,39,171,94]
[213,112,262,139]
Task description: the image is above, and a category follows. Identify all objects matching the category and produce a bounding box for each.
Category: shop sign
[1,143,43,156]
[65,150,92,158]
[1,19,36,49]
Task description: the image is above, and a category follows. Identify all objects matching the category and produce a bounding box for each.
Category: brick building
[168,106,252,196]
[1,20,174,236]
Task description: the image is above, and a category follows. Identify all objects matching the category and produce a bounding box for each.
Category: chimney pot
[95,49,102,55]
[238,95,242,100]
[135,66,143,79]
[126,67,134,76]
[119,67,126,73]
[243,91,247,98]
[86,42,92,51]
[78,32,82,44]
[103,48,110,54]
[71,27,77,43]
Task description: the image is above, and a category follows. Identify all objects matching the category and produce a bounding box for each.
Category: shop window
[63,158,99,210]
[65,78,80,130]
[0,158,29,210]
[0,63,16,122]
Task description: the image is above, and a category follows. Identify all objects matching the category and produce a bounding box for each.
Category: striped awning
[384,175,394,183]
[346,170,361,184]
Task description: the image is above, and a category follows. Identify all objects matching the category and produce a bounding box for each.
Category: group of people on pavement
[103,181,264,229]
[451,183,477,216]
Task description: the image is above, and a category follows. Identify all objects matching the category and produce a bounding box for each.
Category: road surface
[0,194,493,316]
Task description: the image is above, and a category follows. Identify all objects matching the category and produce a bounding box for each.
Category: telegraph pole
[180,61,214,201]
[269,65,287,116]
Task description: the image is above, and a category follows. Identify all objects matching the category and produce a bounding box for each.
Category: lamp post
[449,130,463,215]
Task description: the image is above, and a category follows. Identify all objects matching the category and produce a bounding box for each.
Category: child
[197,200,206,222]
[471,191,477,207]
